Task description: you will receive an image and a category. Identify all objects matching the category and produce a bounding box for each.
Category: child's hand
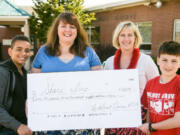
[138,123,150,135]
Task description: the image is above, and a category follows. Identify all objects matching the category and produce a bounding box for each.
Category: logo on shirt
[147,92,175,115]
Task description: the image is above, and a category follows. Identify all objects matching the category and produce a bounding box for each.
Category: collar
[113,48,140,69]
[0,59,26,75]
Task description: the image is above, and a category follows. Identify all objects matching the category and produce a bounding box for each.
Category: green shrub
[92,44,116,63]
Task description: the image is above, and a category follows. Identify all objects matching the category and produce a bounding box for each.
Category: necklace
[113,48,140,69]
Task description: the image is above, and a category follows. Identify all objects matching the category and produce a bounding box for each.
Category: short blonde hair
[112,21,142,49]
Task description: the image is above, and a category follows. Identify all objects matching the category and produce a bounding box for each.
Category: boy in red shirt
[139,41,180,135]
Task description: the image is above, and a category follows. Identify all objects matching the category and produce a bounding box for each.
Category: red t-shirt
[141,75,180,135]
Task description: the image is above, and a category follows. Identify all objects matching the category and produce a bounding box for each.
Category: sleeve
[32,45,46,69]
[141,83,149,109]
[104,56,114,70]
[175,79,180,112]
[0,68,21,131]
[145,55,159,81]
[104,60,109,70]
[86,47,101,67]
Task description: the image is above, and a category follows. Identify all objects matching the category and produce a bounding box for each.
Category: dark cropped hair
[158,41,180,57]
[11,35,31,48]
[46,12,89,58]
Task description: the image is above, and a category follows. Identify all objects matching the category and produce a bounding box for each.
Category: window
[86,26,100,45]
[173,19,180,42]
[136,22,152,54]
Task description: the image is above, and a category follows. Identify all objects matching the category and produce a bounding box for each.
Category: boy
[0,35,32,135]
[139,41,180,135]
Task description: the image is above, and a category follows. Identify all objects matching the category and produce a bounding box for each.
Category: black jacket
[0,59,21,131]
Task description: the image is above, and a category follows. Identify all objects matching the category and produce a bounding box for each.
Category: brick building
[0,0,30,61]
[85,0,180,57]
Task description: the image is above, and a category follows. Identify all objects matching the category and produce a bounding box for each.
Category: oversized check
[27,69,142,131]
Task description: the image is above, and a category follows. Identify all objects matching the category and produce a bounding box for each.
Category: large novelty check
[27,69,142,131]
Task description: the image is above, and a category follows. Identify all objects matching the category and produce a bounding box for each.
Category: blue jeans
[0,130,17,135]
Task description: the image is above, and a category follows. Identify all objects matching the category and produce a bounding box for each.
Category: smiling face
[157,54,180,79]
[58,21,77,46]
[118,26,136,52]
[8,40,31,67]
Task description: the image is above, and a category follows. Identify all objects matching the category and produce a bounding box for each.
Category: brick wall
[93,0,180,57]
[0,27,23,60]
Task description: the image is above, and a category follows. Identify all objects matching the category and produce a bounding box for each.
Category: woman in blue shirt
[32,12,102,135]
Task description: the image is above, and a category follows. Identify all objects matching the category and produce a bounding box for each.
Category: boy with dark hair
[139,41,180,135]
[0,35,32,135]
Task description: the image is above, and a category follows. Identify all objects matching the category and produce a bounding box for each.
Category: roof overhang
[0,16,29,21]
[0,16,29,26]
[84,0,158,12]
